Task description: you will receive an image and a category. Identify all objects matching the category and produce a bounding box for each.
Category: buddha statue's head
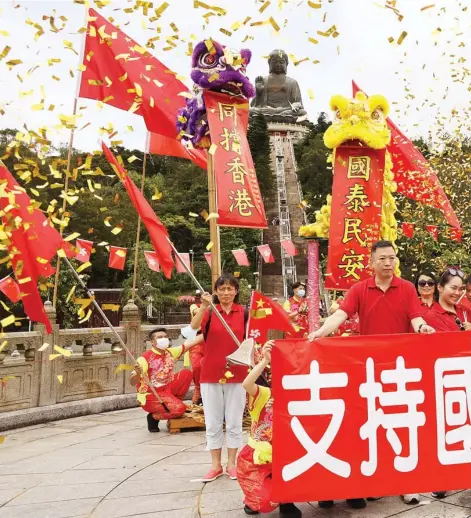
[268,49,288,75]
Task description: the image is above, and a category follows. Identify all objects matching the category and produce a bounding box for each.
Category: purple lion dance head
[176,40,255,149]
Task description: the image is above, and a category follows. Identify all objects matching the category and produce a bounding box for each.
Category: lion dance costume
[299,91,400,274]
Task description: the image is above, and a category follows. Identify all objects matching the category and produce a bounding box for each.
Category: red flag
[281,239,298,257]
[352,81,460,229]
[175,252,191,273]
[426,225,439,241]
[75,239,93,263]
[144,251,160,272]
[102,143,174,278]
[0,165,63,332]
[450,228,462,243]
[0,276,21,303]
[232,249,250,266]
[61,240,77,259]
[204,252,211,267]
[248,291,294,343]
[109,246,127,270]
[79,8,206,170]
[257,244,275,263]
[40,263,56,278]
[401,222,415,239]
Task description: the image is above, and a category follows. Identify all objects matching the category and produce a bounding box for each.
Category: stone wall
[0,300,187,415]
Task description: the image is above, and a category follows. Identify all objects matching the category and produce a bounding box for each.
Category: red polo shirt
[340,275,424,335]
[460,296,471,311]
[200,303,247,383]
[424,304,470,332]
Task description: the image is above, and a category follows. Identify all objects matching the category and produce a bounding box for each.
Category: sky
[0,0,470,153]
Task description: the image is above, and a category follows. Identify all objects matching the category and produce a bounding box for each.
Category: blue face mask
[297,289,305,298]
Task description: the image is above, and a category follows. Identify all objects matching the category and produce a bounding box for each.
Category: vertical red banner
[325,146,385,290]
[203,90,267,229]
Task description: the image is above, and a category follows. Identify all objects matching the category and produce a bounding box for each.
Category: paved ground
[0,407,469,518]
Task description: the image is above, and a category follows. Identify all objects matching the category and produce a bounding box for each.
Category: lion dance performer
[130,327,202,432]
[237,340,302,518]
[299,91,400,273]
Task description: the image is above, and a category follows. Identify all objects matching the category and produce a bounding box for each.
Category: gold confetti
[397,31,408,45]
[57,375,63,383]
[111,225,123,235]
[0,315,15,328]
[269,17,280,31]
[114,364,133,374]
[49,353,62,361]
[152,187,163,200]
[259,1,270,13]
[420,4,435,11]
[209,144,218,155]
[0,436,6,444]
[308,0,322,7]
[206,241,214,251]
[37,342,50,352]
[54,345,72,357]
[76,261,91,273]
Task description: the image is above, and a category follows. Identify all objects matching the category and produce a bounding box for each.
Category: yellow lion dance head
[324,91,391,150]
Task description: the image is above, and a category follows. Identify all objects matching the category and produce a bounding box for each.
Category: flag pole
[62,256,170,413]
[207,153,221,287]
[167,238,241,348]
[131,131,150,301]
[52,8,88,308]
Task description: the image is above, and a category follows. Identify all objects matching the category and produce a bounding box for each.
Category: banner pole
[62,256,170,413]
[207,153,221,287]
[307,239,320,333]
[131,132,149,301]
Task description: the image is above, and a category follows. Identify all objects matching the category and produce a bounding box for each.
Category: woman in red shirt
[191,274,247,483]
[414,271,439,311]
[424,268,471,332]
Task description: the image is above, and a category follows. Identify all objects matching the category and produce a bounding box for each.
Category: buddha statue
[250,49,309,124]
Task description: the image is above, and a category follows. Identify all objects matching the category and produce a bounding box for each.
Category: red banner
[109,246,127,270]
[401,222,415,239]
[325,146,385,290]
[232,249,250,266]
[426,225,439,241]
[203,90,267,229]
[144,251,160,272]
[281,240,298,257]
[272,334,471,503]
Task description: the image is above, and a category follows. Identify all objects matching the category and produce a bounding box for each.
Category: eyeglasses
[446,268,465,279]
[455,317,466,331]
[418,280,435,288]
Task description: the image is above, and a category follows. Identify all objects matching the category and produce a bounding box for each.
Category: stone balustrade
[0,300,188,415]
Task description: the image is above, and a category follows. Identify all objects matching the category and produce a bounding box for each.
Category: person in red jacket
[191,273,248,483]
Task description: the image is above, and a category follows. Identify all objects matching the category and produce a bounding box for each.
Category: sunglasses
[446,268,465,279]
[418,280,435,288]
[455,317,466,331]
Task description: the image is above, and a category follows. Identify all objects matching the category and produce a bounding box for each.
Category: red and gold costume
[283,297,309,338]
[189,302,206,403]
[136,345,192,420]
[236,385,277,513]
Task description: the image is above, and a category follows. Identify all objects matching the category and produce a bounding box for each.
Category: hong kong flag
[144,251,160,272]
[248,291,294,343]
[109,246,127,270]
[0,276,21,303]
[281,239,298,257]
[257,244,275,263]
[79,8,206,170]
[426,225,439,241]
[75,239,93,263]
[232,249,250,267]
[175,252,191,273]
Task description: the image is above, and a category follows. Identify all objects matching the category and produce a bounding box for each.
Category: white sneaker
[402,494,420,505]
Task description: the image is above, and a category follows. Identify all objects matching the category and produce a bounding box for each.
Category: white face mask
[155,337,170,350]
[297,289,305,298]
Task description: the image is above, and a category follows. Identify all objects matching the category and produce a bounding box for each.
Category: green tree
[248,113,274,199]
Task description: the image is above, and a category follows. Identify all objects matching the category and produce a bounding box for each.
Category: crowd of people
[128,240,471,516]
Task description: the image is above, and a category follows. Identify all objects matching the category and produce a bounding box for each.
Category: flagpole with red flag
[52,6,88,308]
[207,153,221,286]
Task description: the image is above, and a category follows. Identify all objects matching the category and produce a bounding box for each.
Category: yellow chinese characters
[229,189,255,217]
[338,249,366,280]
[348,156,371,181]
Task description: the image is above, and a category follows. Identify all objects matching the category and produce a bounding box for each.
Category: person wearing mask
[283,282,308,338]
[189,290,205,405]
[191,274,248,483]
[309,240,435,510]
[130,328,201,433]
[423,268,471,499]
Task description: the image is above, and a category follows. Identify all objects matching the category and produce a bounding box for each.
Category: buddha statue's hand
[291,102,302,113]
[255,76,265,94]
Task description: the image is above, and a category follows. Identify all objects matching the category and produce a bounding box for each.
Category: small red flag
[0,164,63,332]
[204,252,211,267]
[80,9,206,170]
[61,240,77,259]
[144,251,160,272]
[401,222,415,239]
[257,244,275,263]
[248,291,294,343]
[450,228,462,243]
[426,225,439,241]
[75,239,93,263]
[175,252,191,273]
[353,81,460,229]
[232,249,250,267]
[0,276,21,303]
[281,239,298,257]
[102,143,174,278]
[109,246,127,270]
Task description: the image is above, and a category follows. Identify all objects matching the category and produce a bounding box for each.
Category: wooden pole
[52,97,78,308]
[207,152,221,287]
[131,133,149,301]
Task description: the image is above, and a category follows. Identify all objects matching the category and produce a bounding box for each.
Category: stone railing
[0,300,187,414]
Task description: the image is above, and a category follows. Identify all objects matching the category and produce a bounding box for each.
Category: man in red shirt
[308,240,435,510]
